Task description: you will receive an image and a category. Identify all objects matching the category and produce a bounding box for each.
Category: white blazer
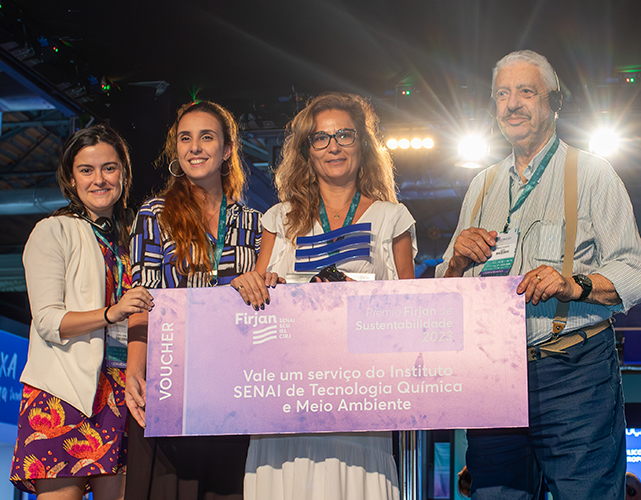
[21,215,107,417]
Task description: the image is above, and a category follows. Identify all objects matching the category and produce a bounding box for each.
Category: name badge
[479,229,519,277]
[106,319,128,369]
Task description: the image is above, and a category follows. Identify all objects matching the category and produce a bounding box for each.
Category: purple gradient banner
[145,277,528,437]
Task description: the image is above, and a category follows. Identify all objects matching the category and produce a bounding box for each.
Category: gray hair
[491,50,558,96]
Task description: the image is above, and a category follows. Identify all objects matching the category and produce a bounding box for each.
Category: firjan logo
[252,325,278,345]
[235,312,279,345]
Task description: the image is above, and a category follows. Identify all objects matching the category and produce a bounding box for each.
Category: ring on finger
[236,285,243,291]
[535,275,542,281]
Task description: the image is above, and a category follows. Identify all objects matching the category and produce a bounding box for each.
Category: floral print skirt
[10,363,128,493]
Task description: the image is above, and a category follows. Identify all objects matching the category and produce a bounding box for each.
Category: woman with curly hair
[125,101,262,499]
[234,92,416,500]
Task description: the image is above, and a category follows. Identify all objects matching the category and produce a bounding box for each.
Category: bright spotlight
[411,138,423,149]
[422,138,435,149]
[387,139,399,150]
[458,135,488,162]
[461,162,482,169]
[398,138,410,149]
[589,129,620,157]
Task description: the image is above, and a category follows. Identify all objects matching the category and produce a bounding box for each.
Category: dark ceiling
[12,0,641,106]
[2,0,641,325]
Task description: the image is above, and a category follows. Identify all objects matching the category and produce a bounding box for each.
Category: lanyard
[206,194,227,285]
[319,191,361,233]
[504,136,559,233]
[92,228,124,300]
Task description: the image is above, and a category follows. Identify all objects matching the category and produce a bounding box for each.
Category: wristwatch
[572,274,592,301]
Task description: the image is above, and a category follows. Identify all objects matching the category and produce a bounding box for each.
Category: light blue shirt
[436,134,641,346]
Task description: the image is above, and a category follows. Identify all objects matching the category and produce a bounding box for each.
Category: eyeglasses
[308,129,357,150]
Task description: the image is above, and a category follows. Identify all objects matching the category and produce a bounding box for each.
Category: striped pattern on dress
[130,197,262,289]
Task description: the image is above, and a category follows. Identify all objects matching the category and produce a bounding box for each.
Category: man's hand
[444,228,498,277]
[517,267,622,306]
[517,265,581,305]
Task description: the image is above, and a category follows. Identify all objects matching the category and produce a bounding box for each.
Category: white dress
[244,200,417,500]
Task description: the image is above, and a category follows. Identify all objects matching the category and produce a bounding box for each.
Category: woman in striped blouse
[125,101,262,500]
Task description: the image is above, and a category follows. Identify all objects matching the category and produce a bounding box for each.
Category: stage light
[461,162,482,169]
[458,135,488,162]
[386,136,435,151]
[589,128,620,157]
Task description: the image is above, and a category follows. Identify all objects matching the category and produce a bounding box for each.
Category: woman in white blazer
[10,124,153,500]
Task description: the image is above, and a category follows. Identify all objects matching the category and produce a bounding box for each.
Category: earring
[358,167,364,179]
[221,159,231,177]
[169,159,184,177]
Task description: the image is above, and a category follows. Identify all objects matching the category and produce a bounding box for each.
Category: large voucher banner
[145,276,528,437]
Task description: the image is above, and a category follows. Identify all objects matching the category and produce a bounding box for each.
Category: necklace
[319,192,361,233]
[206,210,220,227]
[323,199,354,219]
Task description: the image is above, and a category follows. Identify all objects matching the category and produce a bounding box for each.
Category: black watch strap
[573,274,592,301]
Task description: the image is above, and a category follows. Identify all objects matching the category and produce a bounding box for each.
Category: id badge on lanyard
[480,136,559,277]
[106,320,128,369]
[479,229,519,277]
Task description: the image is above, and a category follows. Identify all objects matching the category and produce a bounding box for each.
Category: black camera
[310,264,347,282]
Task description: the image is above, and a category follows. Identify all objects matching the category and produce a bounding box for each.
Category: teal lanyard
[319,191,361,233]
[504,136,560,233]
[206,194,227,285]
[92,228,124,300]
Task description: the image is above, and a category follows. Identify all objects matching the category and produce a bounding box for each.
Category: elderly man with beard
[436,50,641,499]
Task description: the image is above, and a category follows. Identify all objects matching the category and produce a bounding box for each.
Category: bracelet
[104,305,115,325]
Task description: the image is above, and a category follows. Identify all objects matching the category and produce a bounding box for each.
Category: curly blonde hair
[275,92,398,241]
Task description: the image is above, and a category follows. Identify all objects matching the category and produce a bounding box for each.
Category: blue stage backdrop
[0,329,28,426]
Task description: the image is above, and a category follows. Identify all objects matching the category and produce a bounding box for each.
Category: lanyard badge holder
[93,227,129,369]
[206,195,228,286]
[479,229,519,277]
[106,322,128,369]
[479,137,560,277]
[473,139,581,338]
